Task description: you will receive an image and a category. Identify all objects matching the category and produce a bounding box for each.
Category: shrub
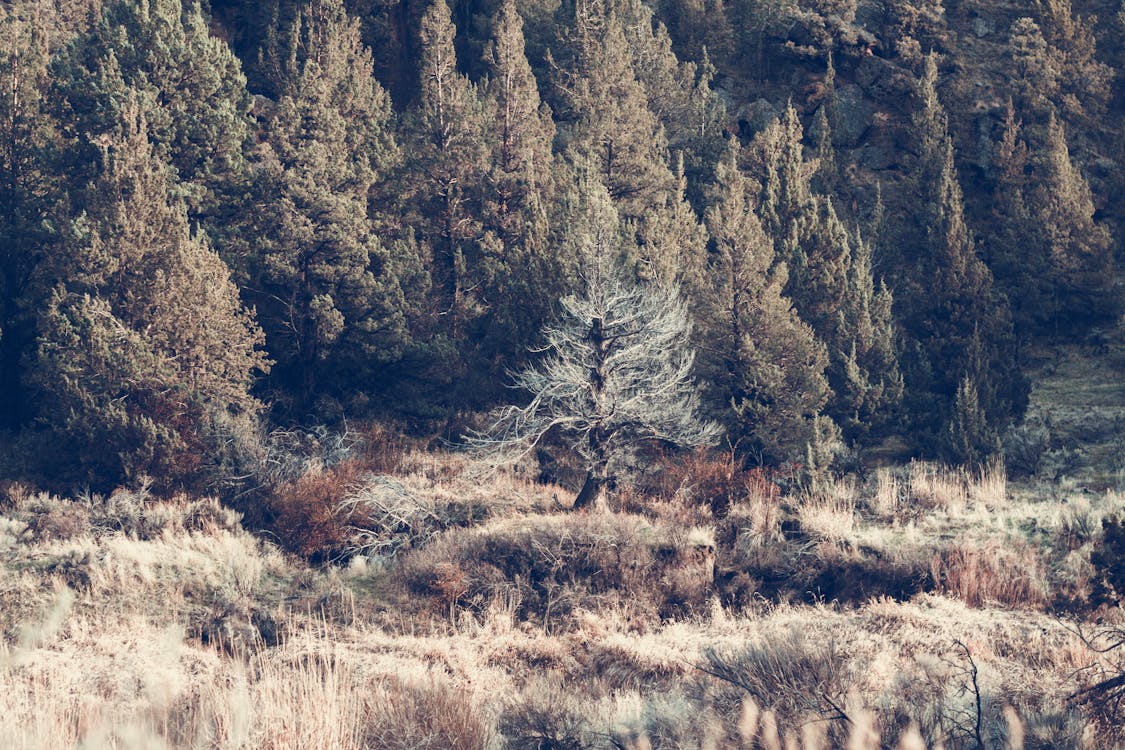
[652,448,781,516]
[701,630,853,741]
[1003,422,1051,478]
[499,678,592,750]
[1090,514,1125,606]
[930,539,1049,609]
[365,677,494,750]
[264,460,364,561]
[395,513,714,626]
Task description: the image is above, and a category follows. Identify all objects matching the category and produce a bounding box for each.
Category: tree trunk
[573,470,602,510]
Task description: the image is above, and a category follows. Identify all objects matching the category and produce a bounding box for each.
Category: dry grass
[2,449,1125,749]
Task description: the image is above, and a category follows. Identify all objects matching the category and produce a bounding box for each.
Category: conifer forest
[2,0,1125,747]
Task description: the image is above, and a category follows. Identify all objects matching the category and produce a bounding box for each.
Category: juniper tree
[904,55,1027,447]
[1031,113,1119,324]
[0,8,59,429]
[700,141,830,462]
[466,182,718,509]
[550,0,674,222]
[51,0,255,222]
[31,105,267,491]
[475,0,565,377]
[247,0,412,411]
[400,0,489,342]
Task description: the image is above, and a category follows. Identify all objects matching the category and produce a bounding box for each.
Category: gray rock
[738,98,781,138]
[856,55,915,101]
[829,84,875,147]
[858,143,900,170]
[972,16,995,37]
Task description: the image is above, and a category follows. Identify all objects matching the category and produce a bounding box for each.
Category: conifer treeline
[0,0,1119,490]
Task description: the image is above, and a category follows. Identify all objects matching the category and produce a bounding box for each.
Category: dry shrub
[795,478,857,543]
[264,459,364,561]
[909,462,968,512]
[500,677,593,750]
[702,630,853,742]
[1090,514,1125,606]
[365,676,494,750]
[24,501,91,541]
[395,512,713,626]
[651,448,781,516]
[930,539,1050,609]
[870,468,901,517]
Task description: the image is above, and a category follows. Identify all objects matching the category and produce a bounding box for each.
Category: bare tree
[466,245,719,509]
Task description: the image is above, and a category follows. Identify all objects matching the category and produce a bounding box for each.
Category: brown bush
[395,513,713,627]
[652,448,782,516]
[365,677,494,750]
[264,459,364,561]
[702,630,854,743]
[930,539,1050,609]
[25,502,91,541]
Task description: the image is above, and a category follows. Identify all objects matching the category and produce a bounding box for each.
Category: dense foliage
[2,0,1122,491]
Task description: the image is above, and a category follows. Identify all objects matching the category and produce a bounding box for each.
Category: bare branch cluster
[465,257,718,505]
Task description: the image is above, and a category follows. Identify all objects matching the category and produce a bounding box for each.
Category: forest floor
[1,340,1124,749]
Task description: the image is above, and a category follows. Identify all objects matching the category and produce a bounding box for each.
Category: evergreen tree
[634,154,708,288]
[400,0,488,341]
[751,103,814,273]
[904,55,1027,445]
[0,8,59,430]
[983,100,1052,335]
[610,0,726,198]
[248,0,412,411]
[793,198,902,440]
[832,230,903,439]
[51,0,255,221]
[1030,113,1119,324]
[31,104,267,491]
[700,142,829,462]
[550,0,674,222]
[475,0,565,375]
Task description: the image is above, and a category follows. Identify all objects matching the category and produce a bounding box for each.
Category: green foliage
[700,142,830,462]
[51,0,255,219]
[31,106,267,491]
[0,7,61,430]
[942,374,1000,468]
[244,0,412,412]
[399,0,489,347]
[902,56,1027,448]
[549,0,674,222]
[472,0,569,391]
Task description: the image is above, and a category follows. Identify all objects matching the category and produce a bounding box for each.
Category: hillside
[2,341,1124,748]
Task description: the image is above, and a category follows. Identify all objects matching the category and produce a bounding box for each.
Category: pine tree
[1031,113,1118,324]
[31,104,267,491]
[610,0,726,198]
[248,0,411,411]
[700,141,830,462]
[904,55,1027,445]
[51,0,255,221]
[550,0,674,222]
[400,0,488,341]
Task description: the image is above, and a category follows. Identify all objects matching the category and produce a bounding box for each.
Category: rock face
[738,98,781,138]
[824,83,875,147]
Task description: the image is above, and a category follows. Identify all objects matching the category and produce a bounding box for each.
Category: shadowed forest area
[1,0,1124,746]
